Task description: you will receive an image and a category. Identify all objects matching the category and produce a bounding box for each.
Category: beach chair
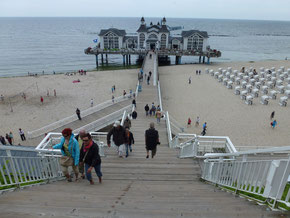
[210,70,214,76]
[241,81,247,89]
[280,75,285,81]
[245,95,254,105]
[277,69,283,76]
[236,78,241,85]
[276,80,283,86]
[284,72,289,78]
[252,88,259,97]
[249,67,253,72]
[262,86,268,94]
[250,79,256,86]
[260,67,265,72]
[271,72,277,77]
[271,67,276,72]
[269,90,277,99]
[255,82,261,90]
[214,72,219,79]
[285,90,290,98]
[254,75,259,81]
[235,86,241,95]
[248,72,253,78]
[233,70,238,76]
[287,68,290,73]
[277,85,285,94]
[240,90,247,100]
[238,73,243,79]
[266,81,274,89]
[244,76,249,82]
[218,68,222,73]
[286,78,290,84]
[222,70,227,76]
[286,84,290,90]
[226,72,230,79]
[260,72,265,78]
[227,67,232,73]
[260,78,266,85]
[271,77,277,86]
[280,66,285,72]
[218,75,223,82]
[205,68,209,74]
[266,74,272,81]
[246,84,252,93]
[223,78,228,86]
[260,95,270,105]
[230,75,235,82]
[227,81,233,89]
[279,96,288,107]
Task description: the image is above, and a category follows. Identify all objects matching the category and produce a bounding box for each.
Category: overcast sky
[1,0,290,21]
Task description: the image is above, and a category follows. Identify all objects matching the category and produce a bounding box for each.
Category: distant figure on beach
[19,128,26,141]
[149,71,152,77]
[0,135,6,145]
[129,89,133,98]
[47,90,49,96]
[188,76,192,84]
[132,110,138,119]
[196,70,198,75]
[144,104,149,116]
[112,95,115,103]
[132,98,136,108]
[201,122,207,135]
[123,90,126,98]
[42,70,44,75]
[270,111,275,120]
[195,116,200,127]
[40,96,44,104]
[187,118,191,127]
[76,108,81,120]
[199,70,201,75]
[241,67,245,73]
[90,99,93,107]
[6,133,12,145]
[147,75,150,85]
[0,94,4,101]
[113,85,116,92]
[9,132,14,144]
[111,86,114,93]
[54,89,56,97]
[271,120,277,128]
[145,122,159,159]
[253,69,257,75]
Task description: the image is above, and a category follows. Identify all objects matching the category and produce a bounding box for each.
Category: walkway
[0,52,286,217]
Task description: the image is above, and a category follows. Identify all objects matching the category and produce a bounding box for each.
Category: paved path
[0,52,287,217]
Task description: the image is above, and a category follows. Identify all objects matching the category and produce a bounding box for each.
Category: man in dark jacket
[145,122,159,158]
[76,108,81,120]
[79,133,102,185]
[125,127,135,158]
[132,110,137,119]
[123,117,131,129]
[144,104,149,116]
[107,121,126,157]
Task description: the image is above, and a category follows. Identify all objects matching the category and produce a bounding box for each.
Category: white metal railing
[153,52,157,86]
[27,95,132,139]
[0,146,63,191]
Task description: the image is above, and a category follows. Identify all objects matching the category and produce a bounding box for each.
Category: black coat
[125,131,135,145]
[80,141,101,167]
[107,126,126,146]
[144,105,149,111]
[132,111,137,119]
[145,128,159,150]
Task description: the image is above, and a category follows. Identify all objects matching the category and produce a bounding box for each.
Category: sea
[0,17,290,77]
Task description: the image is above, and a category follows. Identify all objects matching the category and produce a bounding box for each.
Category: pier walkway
[0,52,285,217]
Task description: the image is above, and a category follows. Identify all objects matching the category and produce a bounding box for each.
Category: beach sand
[0,69,138,146]
[159,60,290,149]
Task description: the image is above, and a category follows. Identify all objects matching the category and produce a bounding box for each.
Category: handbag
[60,142,74,167]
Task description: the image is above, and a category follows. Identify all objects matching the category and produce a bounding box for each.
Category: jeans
[125,144,132,156]
[85,163,102,181]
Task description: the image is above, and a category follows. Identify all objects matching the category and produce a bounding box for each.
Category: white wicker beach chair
[214,72,219,78]
[267,81,274,89]
[285,90,290,98]
[260,67,265,72]
[246,84,252,93]
[254,75,259,81]
[227,81,233,89]
[241,90,247,100]
[236,78,241,85]
[218,75,223,82]
[210,70,215,76]
[244,76,249,82]
[255,82,261,90]
[269,90,277,99]
[277,85,285,94]
[223,78,228,86]
[252,88,259,97]
[276,80,283,86]
[262,86,268,94]
[260,78,266,85]
[205,68,209,74]
[241,81,247,89]
[235,86,241,95]
[245,95,253,105]
[230,75,235,82]
[227,67,232,73]
[250,79,255,86]
[279,96,288,107]
[286,84,290,90]
[260,95,270,105]
[233,70,238,76]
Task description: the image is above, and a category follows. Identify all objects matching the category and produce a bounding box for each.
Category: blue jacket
[53,133,80,166]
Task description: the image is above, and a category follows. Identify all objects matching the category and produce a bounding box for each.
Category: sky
[1,0,290,21]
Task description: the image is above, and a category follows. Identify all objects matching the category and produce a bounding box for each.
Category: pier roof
[99,28,126,36]
[181,30,208,38]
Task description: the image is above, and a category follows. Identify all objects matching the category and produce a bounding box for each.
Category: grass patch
[92,64,141,72]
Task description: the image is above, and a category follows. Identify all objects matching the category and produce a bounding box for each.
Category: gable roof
[160,25,170,33]
[99,28,126,37]
[181,30,208,38]
[169,36,183,43]
[137,24,147,32]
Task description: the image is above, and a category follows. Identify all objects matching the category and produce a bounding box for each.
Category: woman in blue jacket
[53,128,80,182]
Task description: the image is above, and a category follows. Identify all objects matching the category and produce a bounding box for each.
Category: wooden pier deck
[0,52,285,217]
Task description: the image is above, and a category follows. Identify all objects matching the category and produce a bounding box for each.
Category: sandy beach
[160,60,290,149]
[0,69,138,145]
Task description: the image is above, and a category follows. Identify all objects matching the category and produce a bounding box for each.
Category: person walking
[75,129,87,179]
[132,98,136,108]
[123,90,126,98]
[40,96,44,104]
[0,135,6,145]
[144,104,150,116]
[76,108,81,120]
[195,116,200,127]
[19,128,26,141]
[187,118,192,127]
[188,76,192,84]
[156,109,162,123]
[270,111,275,119]
[123,116,131,129]
[54,89,57,97]
[112,95,115,103]
[125,127,135,157]
[107,121,126,157]
[271,120,277,128]
[90,99,93,107]
[147,75,150,85]
[151,104,156,116]
[52,128,80,182]
[145,122,159,159]
[132,110,138,119]
[201,122,207,136]
[9,132,14,144]
[6,133,12,145]
[79,133,102,185]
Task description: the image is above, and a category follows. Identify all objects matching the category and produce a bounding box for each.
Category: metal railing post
[5,149,20,188]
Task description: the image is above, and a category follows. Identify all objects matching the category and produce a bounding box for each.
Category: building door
[150,43,155,49]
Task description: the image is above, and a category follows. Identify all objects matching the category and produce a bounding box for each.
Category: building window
[139,33,145,48]
[104,32,119,49]
[161,34,167,49]
[187,34,203,51]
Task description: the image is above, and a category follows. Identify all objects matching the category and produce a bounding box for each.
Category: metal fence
[0,146,63,191]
